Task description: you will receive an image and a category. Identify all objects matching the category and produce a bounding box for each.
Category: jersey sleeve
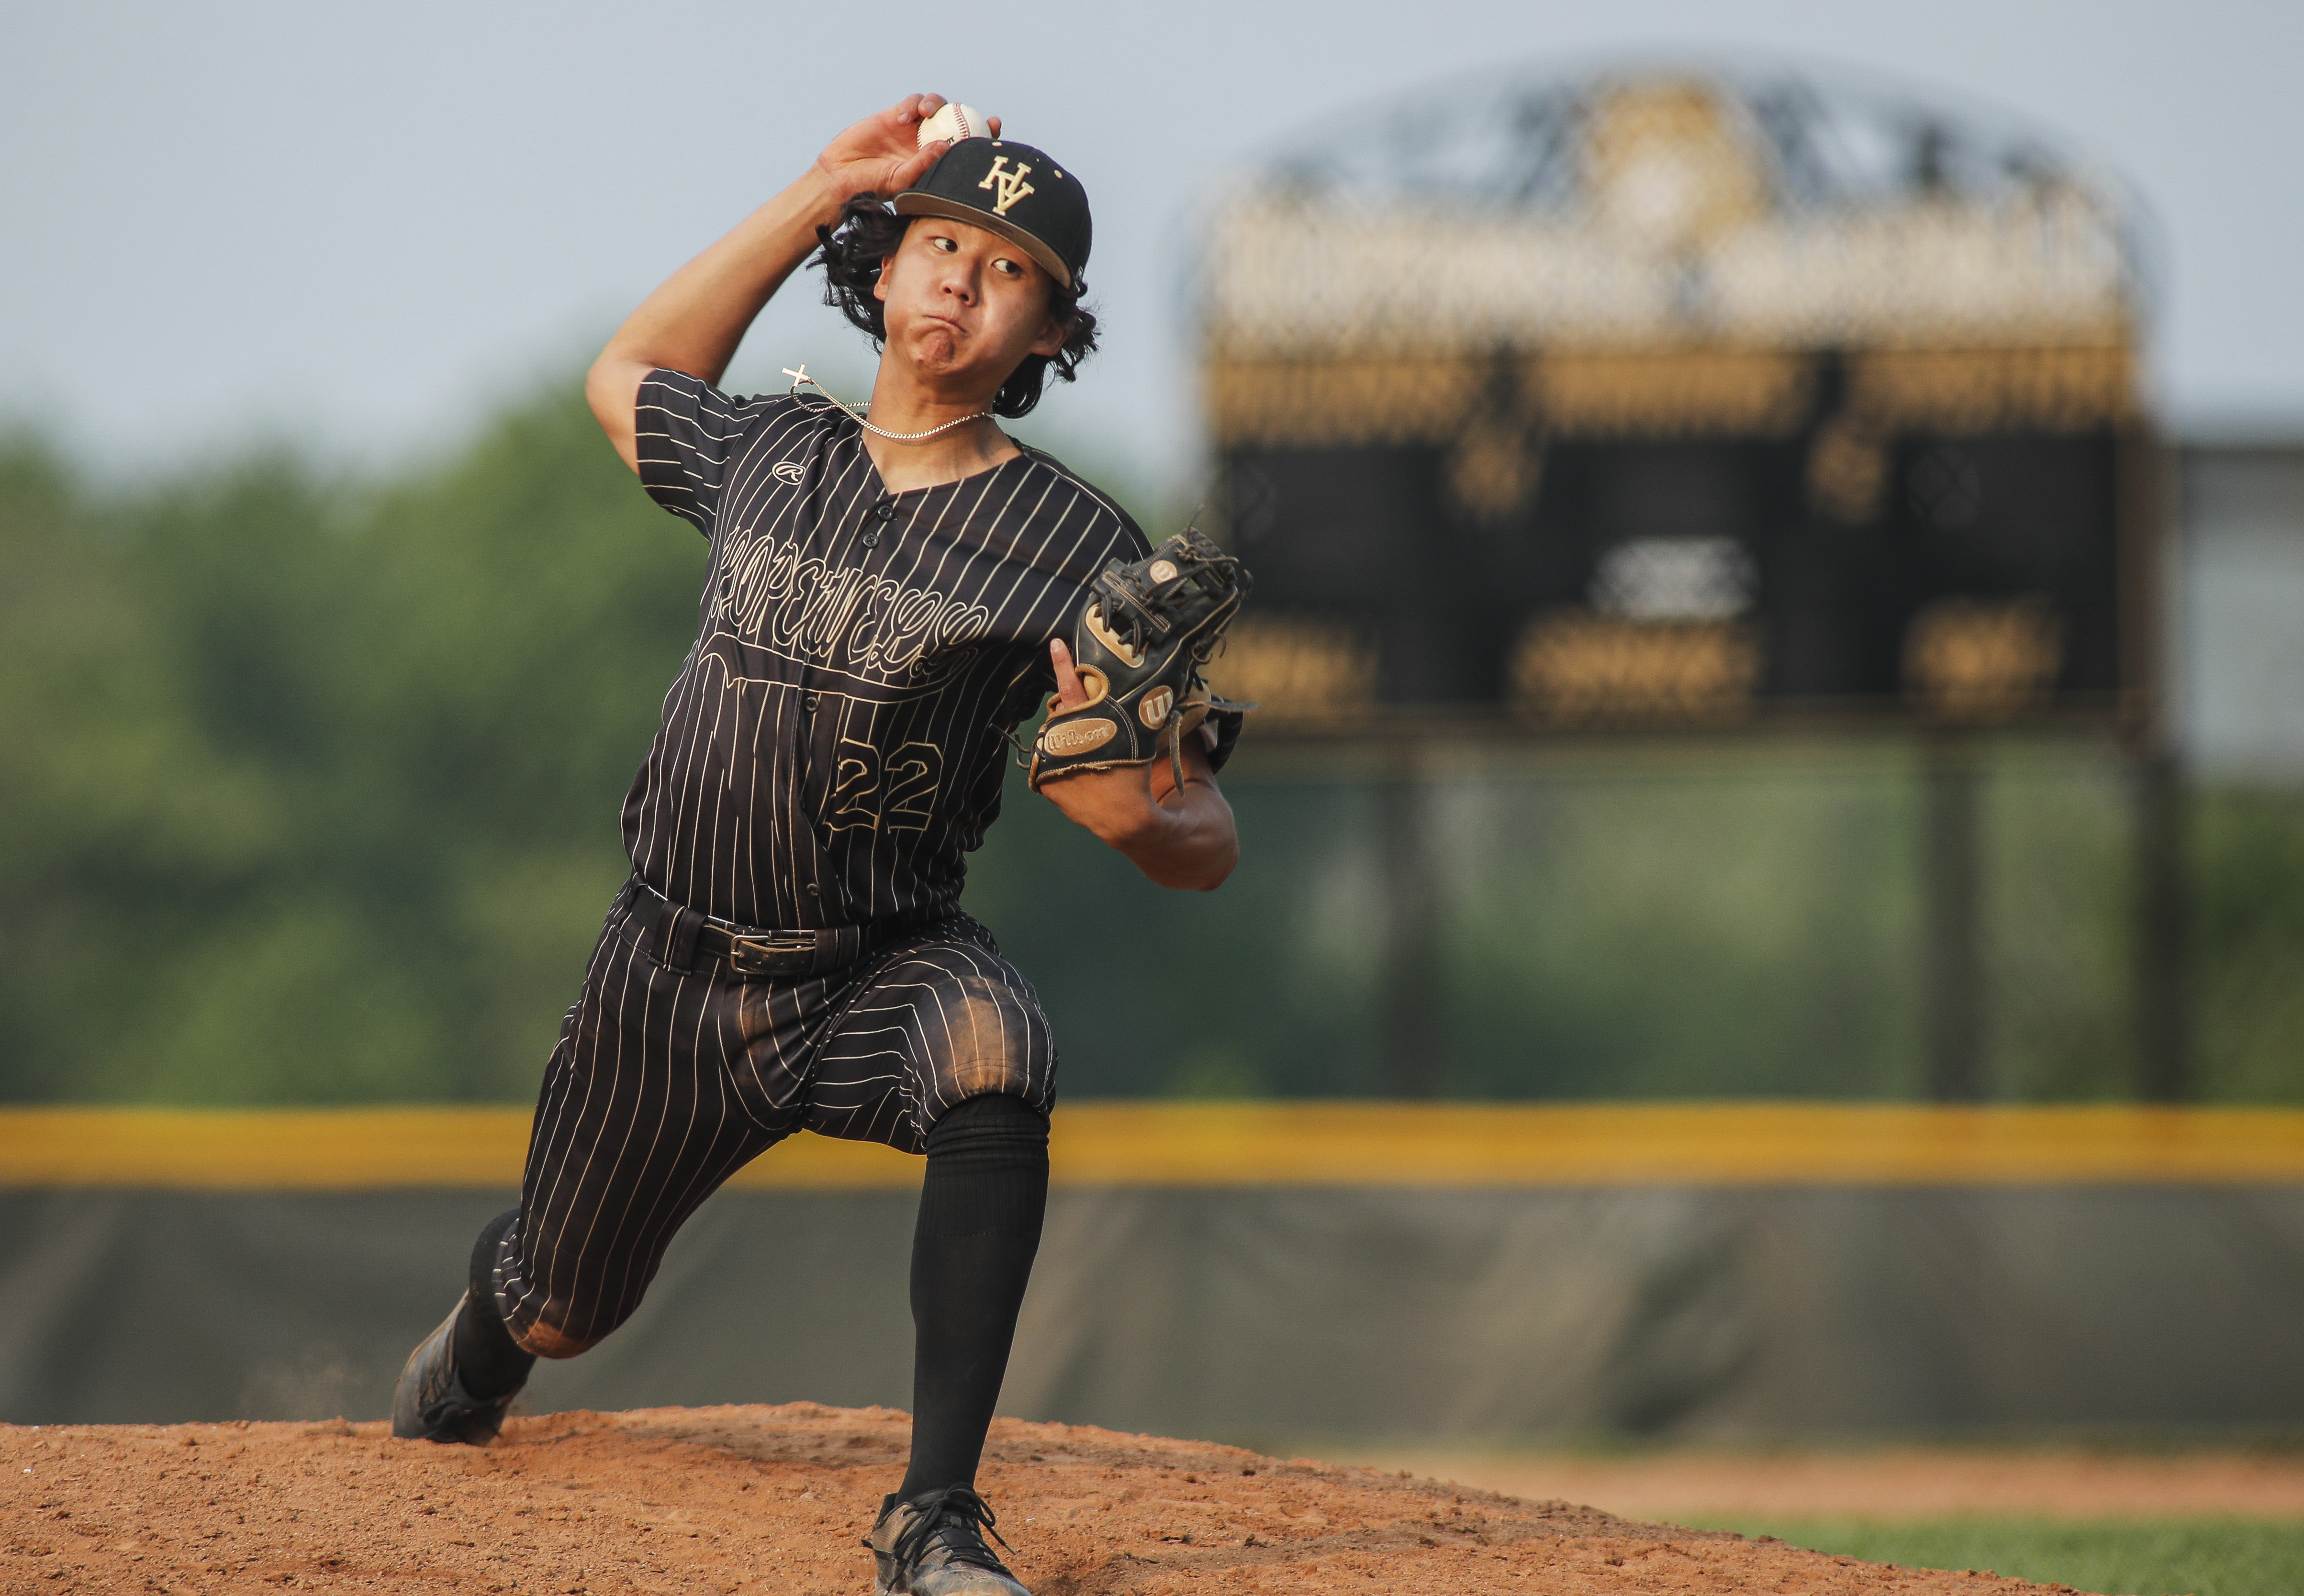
[635,369,762,536]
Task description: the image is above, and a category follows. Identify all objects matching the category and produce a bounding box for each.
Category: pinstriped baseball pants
[491,891,1054,1358]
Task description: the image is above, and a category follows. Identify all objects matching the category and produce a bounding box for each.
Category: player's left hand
[1035,640,1239,890]
[814,95,1004,201]
[1036,636,1160,823]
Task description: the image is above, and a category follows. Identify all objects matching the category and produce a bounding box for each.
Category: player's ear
[872,250,895,304]
[1027,291,1068,358]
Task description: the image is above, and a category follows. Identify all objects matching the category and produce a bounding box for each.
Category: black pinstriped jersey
[626,369,1149,929]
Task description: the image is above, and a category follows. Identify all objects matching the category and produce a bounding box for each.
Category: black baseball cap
[894,138,1091,291]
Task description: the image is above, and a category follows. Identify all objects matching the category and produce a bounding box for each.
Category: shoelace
[1098,544,1242,657]
[886,1484,1013,1574]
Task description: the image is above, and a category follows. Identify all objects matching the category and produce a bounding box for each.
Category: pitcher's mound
[7,1403,2063,1593]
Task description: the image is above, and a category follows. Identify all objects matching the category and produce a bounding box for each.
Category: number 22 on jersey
[824,739,943,833]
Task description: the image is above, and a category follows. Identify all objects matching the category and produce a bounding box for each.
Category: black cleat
[866,1484,1030,1596]
[390,1293,521,1445]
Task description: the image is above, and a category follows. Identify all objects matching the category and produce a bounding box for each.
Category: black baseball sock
[897,1094,1050,1499]
[452,1208,536,1400]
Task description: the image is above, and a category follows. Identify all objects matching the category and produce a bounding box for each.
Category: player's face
[874,219,1067,395]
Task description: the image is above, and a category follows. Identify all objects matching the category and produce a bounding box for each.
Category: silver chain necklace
[783,366,992,443]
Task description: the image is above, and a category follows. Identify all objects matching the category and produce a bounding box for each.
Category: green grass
[1696,1517,2304,1596]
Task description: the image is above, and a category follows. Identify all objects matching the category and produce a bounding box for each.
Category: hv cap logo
[978,157,1035,216]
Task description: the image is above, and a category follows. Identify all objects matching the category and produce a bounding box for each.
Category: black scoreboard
[1210,348,2148,731]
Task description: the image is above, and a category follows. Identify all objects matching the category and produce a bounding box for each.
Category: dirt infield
[1356,1446,2304,1522]
[1,1404,2083,1595]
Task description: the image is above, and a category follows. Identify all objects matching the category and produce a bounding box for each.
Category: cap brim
[891,193,1074,290]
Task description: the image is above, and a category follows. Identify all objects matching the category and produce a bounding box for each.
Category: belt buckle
[726,929,818,977]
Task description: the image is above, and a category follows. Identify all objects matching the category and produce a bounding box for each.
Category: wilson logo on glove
[1028,527,1256,792]
[1041,719,1118,756]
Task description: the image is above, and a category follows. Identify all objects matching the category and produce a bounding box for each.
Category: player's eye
[928,234,958,254]
[992,257,1023,278]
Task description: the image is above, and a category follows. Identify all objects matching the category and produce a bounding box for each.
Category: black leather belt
[621,877,893,979]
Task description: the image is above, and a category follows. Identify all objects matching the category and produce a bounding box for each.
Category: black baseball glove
[1029,528,1254,792]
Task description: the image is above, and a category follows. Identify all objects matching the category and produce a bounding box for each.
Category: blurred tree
[2193,787,2304,1102]
[1,392,2300,1105]
[0,440,294,1098]
[0,389,700,1102]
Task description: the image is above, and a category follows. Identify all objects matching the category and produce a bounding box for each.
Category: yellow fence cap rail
[2,1103,2302,1191]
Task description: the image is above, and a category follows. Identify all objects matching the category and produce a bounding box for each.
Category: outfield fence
[6,1105,2302,1447]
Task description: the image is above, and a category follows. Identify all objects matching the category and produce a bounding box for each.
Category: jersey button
[872,501,896,521]
[802,692,820,713]
[861,530,880,548]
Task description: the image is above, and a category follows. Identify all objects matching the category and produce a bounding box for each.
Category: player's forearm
[585,169,848,470]
[1107,780,1239,891]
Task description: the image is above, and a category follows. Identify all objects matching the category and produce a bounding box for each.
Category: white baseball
[917,102,987,148]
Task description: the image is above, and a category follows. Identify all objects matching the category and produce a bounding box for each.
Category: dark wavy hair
[811,193,1098,419]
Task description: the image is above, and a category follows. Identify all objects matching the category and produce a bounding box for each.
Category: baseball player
[389,96,1248,1596]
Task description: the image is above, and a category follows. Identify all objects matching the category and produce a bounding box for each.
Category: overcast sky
[4,0,2297,489]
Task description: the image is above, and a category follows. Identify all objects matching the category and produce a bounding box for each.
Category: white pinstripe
[493,369,1113,1358]
[623,372,1145,929]
[496,898,1053,1356]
